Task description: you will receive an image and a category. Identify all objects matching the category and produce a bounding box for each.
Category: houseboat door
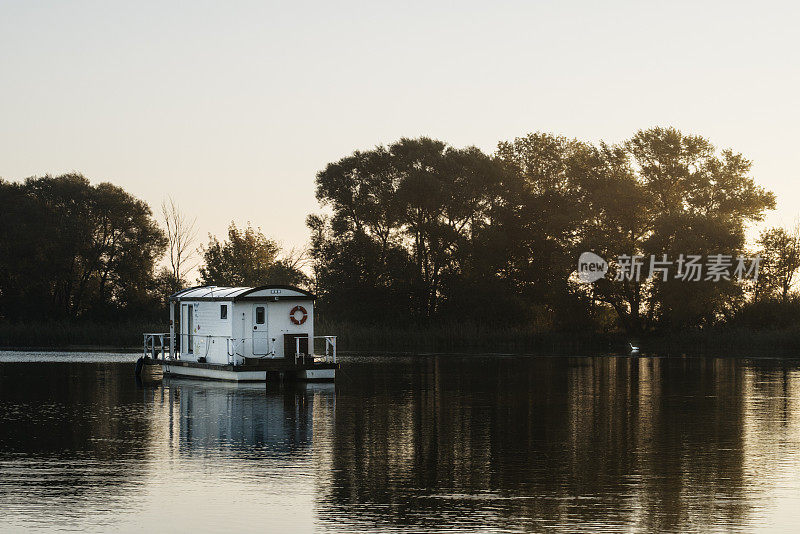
[182,304,193,355]
[252,305,269,355]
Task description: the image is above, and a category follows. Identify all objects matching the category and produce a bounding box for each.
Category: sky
[1,0,799,261]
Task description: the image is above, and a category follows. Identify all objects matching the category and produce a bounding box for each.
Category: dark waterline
[1,353,799,533]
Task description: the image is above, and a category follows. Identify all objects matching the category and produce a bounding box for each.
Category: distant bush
[727,296,800,330]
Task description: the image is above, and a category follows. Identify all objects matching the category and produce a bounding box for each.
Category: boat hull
[162,363,267,382]
[300,368,336,381]
[157,359,337,382]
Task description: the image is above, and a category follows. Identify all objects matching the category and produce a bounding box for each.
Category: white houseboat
[139,285,337,382]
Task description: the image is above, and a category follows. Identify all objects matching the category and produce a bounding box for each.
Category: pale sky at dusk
[2,1,798,260]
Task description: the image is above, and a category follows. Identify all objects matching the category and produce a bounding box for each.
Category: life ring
[290,305,308,325]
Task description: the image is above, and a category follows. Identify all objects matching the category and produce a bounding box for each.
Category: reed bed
[2,319,798,357]
[315,319,613,354]
[0,318,610,353]
[318,320,800,357]
[0,320,163,349]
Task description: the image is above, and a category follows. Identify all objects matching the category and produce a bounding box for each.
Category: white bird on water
[629,342,640,354]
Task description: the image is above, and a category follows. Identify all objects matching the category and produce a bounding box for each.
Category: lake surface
[1,353,800,533]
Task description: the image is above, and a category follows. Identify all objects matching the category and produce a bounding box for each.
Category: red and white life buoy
[290,305,308,325]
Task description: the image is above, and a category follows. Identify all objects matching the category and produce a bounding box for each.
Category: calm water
[1,353,800,533]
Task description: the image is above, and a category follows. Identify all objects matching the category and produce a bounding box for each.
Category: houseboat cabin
[172,285,316,364]
[141,285,336,382]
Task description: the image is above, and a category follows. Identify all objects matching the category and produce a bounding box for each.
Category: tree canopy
[199,222,308,288]
[0,174,166,320]
[310,129,776,331]
[0,128,783,336]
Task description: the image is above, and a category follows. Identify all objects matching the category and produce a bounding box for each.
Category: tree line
[0,175,305,322]
[309,128,784,332]
[1,127,798,333]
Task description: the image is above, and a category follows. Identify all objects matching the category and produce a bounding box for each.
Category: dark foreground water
[1,353,800,533]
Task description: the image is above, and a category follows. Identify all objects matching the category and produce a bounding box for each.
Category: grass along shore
[0,320,163,350]
[0,319,609,353]
[2,319,800,357]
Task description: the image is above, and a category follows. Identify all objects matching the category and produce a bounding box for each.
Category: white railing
[295,335,337,364]
[226,337,240,364]
[167,333,246,363]
[145,332,337,365]
[156,333,272,364]
[143,333,170,360]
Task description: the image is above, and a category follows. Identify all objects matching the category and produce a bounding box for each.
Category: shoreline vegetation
[2,320,799,358]
[3,128,800,347]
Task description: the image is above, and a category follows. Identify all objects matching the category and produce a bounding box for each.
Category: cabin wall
[178,297,315,363]
[268,299,314,358]
[231,302,255,360]
[229,300,314,359]
[192,300,233,365]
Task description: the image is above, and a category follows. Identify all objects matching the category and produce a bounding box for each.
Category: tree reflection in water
[1,355,800,532]
[322,356,800,533]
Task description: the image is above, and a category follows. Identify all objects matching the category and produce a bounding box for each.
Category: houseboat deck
[140,331,338,382]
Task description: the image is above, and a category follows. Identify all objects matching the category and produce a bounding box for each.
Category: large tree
[0,174,166,320]
[312,137,509,322]
[756,225,800,301]
[199,222,309,288]
[584,127,774,331]
[495,132,601,327]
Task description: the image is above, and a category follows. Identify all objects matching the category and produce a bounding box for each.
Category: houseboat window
[220,304,227,319]
[256,306,265,324]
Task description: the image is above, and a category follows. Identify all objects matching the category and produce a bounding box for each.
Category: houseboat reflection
[161,378,335,457]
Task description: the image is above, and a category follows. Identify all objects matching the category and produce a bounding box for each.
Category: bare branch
[160,196,198,283]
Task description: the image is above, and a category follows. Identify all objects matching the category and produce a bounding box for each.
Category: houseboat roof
[170,285,315,302]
